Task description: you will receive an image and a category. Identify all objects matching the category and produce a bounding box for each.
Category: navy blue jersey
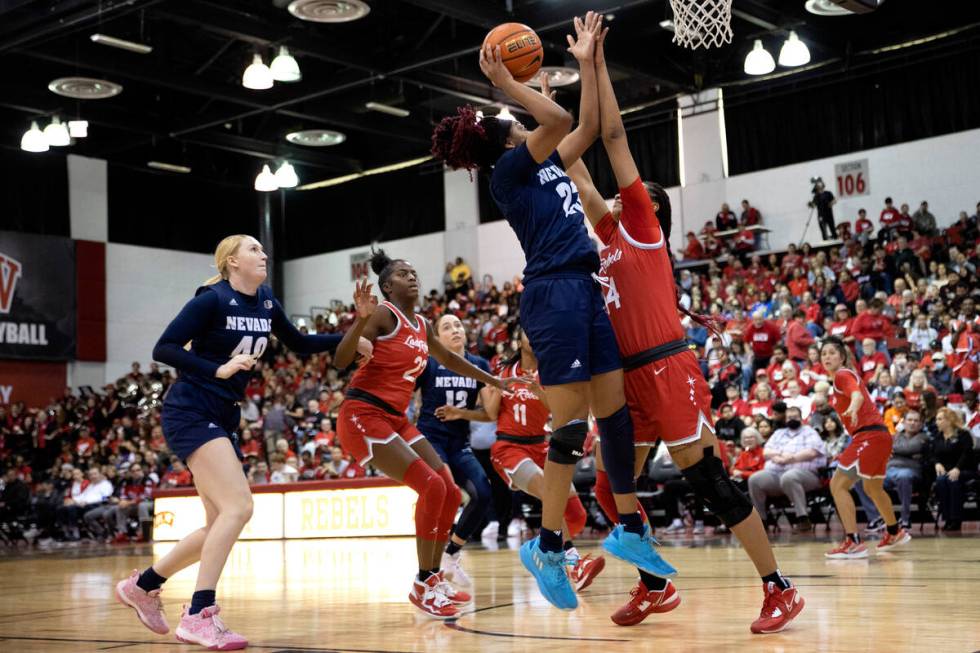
[490,143,599,282]
[153,280,341,402]
[416,353,491,444]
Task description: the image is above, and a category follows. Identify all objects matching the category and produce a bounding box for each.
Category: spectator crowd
[2,196,979,546]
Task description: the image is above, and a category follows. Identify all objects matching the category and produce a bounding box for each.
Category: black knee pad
[682,447,754,527]
[548,420,588,465]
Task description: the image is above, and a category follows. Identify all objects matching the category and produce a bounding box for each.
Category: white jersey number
[556,181,584,218]
[445,390,468,408]
[403,356,427,385]
[603,276,622,310]
[512,403,527,426]
[230,335,268,358]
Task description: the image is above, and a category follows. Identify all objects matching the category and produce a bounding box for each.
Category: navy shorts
[520,275,622,386]
[161,381,243,463]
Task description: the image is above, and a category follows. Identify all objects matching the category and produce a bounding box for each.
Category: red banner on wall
[0,360,67,407]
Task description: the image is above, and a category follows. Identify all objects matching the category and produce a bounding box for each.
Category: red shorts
[837,430,892,479]
[490,439,548,488]
[624,350,714,446]
[337,400,423,466]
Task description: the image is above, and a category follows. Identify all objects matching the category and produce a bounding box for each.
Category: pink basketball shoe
[115,570,169,635]
[175,604,248,650]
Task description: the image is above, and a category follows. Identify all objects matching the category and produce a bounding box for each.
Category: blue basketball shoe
[519,537,578,610]
[602,524,678,577]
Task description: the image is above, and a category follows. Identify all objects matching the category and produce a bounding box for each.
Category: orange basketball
[483,22,543,83]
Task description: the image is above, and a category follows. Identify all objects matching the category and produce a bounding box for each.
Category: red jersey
[850,312,893,341]
[594,177,685,358]
[829,319,852,338]
[497,362,550,437]
[855,218,874,234]
[745,320,782,359]
[347,301,428,413]
[831,368,885,433]
[879,208,900,227]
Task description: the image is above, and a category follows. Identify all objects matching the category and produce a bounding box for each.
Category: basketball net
[669,0,733,50]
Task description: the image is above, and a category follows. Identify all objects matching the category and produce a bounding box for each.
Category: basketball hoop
[669,0,733,50]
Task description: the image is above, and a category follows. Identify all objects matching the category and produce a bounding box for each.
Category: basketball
[483,22,543,83]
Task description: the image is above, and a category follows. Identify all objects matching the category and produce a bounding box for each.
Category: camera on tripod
[810,176,824,194]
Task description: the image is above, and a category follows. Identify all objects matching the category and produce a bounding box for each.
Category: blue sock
[620,511,644,535]
[597,405,637,495]
[189,589,216,616]
[136,567,167,593]
[539,527,563,553]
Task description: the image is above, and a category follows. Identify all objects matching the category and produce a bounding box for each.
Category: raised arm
[565,159,609,229]
[334,279,387,369]
[555,11,602,167]
[480,44,571,163]
[595,25,640,187]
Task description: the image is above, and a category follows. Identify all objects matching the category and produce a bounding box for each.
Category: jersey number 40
[230,335,268,358]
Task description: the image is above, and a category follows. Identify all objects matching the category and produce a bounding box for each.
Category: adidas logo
[570,359,582,369]
[229,298,238,306]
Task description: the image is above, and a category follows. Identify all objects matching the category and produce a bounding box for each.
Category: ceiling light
[68,120,88,138]
[804,0,853,16]
[659,19,675,31]
[20,121,48,152]
[287,0,371,23]
[524,66,580,88]
[365,101,410,117]
[48,77,122,99]
[285,129,346,147]
[497,106,514,121]
[778,31,811,66]
[270,46,301,83]
[744,39,775,75]
[89,33,153,54]
[147,161,192,173]
[243,54,273,90]
[43,116,70,147]
[275,161,299,188]
[255,164,279,191]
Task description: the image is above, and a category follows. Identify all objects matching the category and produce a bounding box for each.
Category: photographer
[808,178,837,240]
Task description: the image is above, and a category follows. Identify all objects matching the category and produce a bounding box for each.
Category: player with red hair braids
[432,12,675,611]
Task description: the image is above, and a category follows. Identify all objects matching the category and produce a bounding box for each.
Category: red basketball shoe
[751,582,805,634]
[876,528,911,552]
[825,537,869,559]
[569,554,606,592]
[610,579,680,626]
[434,571,471,605]
[409,575,458,619]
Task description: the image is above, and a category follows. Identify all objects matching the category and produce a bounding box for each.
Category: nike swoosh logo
[654,367,666,375]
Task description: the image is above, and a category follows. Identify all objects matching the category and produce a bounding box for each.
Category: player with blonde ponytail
[114,234,370,650]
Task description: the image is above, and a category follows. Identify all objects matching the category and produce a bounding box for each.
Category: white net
[669,0,734,50]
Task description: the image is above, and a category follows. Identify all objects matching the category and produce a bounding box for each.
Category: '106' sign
[834,159,870,198]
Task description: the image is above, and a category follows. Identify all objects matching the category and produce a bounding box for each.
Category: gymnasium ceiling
[1,0,978,189]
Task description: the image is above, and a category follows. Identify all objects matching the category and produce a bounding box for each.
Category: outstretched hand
[353,278,378,320]
[566,11,603,62]
[479,43,514,88]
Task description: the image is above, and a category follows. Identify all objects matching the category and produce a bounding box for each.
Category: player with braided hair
[432,12,675,611]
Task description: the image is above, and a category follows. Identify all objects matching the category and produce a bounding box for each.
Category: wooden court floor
[1,530,979,653]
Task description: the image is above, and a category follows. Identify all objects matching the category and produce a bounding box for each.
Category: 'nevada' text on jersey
[490,143,599,282]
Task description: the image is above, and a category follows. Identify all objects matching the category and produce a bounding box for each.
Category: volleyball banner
[0,231,76,360]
